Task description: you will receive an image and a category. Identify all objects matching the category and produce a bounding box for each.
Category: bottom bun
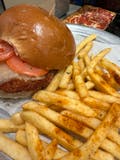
[0,71,56,99]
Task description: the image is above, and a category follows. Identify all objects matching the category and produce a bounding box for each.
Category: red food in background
[64,5,116,30]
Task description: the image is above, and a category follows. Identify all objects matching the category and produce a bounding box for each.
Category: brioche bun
[0,4,75,70]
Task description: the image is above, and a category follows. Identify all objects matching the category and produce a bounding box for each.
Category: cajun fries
[0,132,32,160]
[0,33,120,160]
[25,122,44,160]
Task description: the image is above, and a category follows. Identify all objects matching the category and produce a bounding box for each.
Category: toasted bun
[0,4,75,70]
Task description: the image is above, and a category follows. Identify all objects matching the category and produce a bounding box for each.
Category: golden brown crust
[0,4,75,70]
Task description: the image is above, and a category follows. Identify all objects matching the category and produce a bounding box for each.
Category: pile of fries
[0,34,120,160]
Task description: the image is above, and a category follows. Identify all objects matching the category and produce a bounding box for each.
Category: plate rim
[67,23,120,44]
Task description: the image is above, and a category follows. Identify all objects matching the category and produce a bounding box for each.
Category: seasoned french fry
[16,129,27,147]
[16,130,68,159]
[94,62,120,90]
[92,108,106,120]
[72,61,81,77]
[33,90,96,117]
[46,70,64,92]
[101,138,120,158]
[81,68,88,79]
[76,34,96,54]
[88,48,111,70]
[11,112,24,125]
[21,111,82,150]
[89,90,120,104]
[58,103,120,160]
[0,119,24,132]
[0,132,31,160]
[101,58,120,77]
[23,102,119,158]
[102,72,120,90]
[25,122,44,160]
[78,58,85,71]
[67,80,75,90]
[23,101,93,138]
[61,110,101,129]
[93,150,114,160]
[87,68,120,98]
[61,110,120,146]
[16,124,114,160]
[83,51,91,66]
[77,41,93,59]
[44,139,57,160]
[115,117,120,128]
[74,75,88,98]
[59,65,73,89]
[83,96,110,111]
[85,81,95,89]
[55,89,80,100]
[49,104,63,112]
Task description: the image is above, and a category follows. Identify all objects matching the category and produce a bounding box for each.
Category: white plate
[0,24,120,159]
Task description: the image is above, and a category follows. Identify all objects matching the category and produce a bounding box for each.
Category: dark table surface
[106,13,120,37]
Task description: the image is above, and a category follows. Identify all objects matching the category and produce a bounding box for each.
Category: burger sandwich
[0,4,75,98]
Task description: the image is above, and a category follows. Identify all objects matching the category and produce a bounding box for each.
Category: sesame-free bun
[0,4,75,70]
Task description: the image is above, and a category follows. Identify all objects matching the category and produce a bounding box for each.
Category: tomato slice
[6,55,48,77]
[0,40,14,61]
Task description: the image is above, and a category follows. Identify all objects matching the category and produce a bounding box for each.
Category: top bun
[0,4,75,70]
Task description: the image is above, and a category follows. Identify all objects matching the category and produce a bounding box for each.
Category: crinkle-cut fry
[59,65,73,89]
[33,90,97,117]
[23,101,93,138]
[89,90,120,104]
[55,89,80,100]
[77,41,93,59]
[21,111,82,151]
[61,110,120,146]
[76,34,96,54]
[58,103,120,160]
[0,119,25,133]
[83,96,110,111]
[0,132,32,160]
[85,81,95,89]
[74,75,88,98]
[25,122,45,160]
[87,68,120,98]
[10,112,24,125]
[44,139,58,160]
[88,48,111,70]
[46,70,64,92]
[16,130,68,159]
